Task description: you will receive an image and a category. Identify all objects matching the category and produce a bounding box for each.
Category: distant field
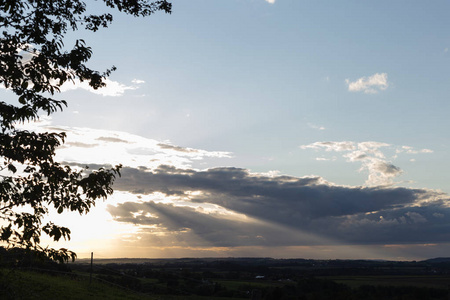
[321,275,450,290]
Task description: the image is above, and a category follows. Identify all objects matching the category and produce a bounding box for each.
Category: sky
[4,0,450,260]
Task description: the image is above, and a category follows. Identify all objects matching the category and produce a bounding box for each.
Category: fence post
[89,252,93,285]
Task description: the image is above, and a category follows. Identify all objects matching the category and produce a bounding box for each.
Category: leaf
[0,225,12,241]
[7,163,17,173]
[18,95,26,104]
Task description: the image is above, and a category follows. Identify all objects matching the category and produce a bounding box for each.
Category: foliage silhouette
[0,0,171,263]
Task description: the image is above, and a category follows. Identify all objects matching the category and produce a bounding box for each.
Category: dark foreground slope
[0,268,154,300]
[2,256,450,299]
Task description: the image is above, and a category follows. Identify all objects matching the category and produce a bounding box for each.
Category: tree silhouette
[0,0,171,263]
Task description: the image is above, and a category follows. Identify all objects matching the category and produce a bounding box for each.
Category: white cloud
[408,148,433,154]
[357,141,389,158]
[265,0,276,3]
[345,73,389,94]
[131,79,145,84]
[17,117,232,169]
[59,78,138,97]
[364,159,402,186]
[300,141,427,186]
[409,149,433,154]
[300,141,356,152]
[315,156,337,162]
[258,170,282,177]
[344,150,368,161]
[396,146,434,155]
[307,123,326,131]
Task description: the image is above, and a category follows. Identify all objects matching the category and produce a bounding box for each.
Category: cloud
[157,143,201,153]
[301,141,356,152]
[59,78,138,96]
[106,165,450,248]
[16,119,232,170]
[307,123,326,131]
[396,146,434,154]
[96,137,130,143]
[265,0,276,3]
[131,79,145,84]
[17,118,448,257]
[316,157,336,161]
[346,73,389,94]
[364,159,402,186]
[300,141,433,186]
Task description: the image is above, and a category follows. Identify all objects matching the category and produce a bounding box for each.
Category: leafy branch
[0,0,171,263]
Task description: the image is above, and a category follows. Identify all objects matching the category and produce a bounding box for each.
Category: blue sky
[55,0,450,189]
[6,0,450,260]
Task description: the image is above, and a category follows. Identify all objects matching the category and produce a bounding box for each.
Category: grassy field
[321,275,450,290]
[0,269,239,300]
[2,267,450,299]
[0,268,154,300]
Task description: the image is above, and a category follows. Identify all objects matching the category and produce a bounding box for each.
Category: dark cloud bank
[107,165,450,248]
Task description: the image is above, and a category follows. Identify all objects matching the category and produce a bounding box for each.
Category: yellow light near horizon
[41,192,143,259]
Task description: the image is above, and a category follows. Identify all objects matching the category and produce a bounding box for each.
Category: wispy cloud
[316,157,336,161]
[17,118,231,170]
[301,141,432,186]
[59,78,139,97]
[265,0,276,3]
[131,79,145,84]
[396,146,433,154]
[307,123,326,131]
[345,73,389,94]
[301,141,355,152]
